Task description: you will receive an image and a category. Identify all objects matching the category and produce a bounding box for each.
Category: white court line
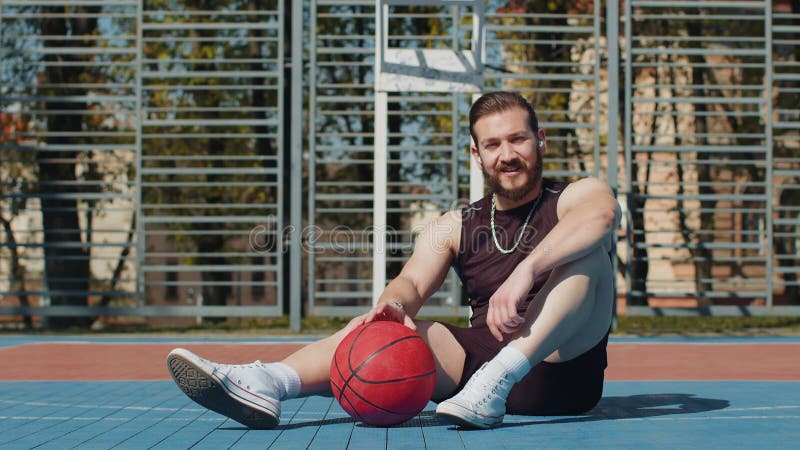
[723,405,800,412]
[0,416,227,422]
[2,415,799,423]
[609,341,800,346]
[0,399,204,412]
[648,415,800,421]
[3,399,799,414]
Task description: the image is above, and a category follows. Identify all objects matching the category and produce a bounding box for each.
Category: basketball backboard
[375,0,484,93]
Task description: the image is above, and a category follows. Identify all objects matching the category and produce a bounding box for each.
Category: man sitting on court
[167,91,620,429]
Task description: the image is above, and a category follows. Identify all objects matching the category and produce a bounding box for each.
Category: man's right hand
[347,301,416,332]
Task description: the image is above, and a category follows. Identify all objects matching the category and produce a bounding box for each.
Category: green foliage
[6,314,798,336]
[141,0,280,249]
[615,316,800,336]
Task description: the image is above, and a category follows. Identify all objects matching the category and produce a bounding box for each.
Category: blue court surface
[1,336,798,449]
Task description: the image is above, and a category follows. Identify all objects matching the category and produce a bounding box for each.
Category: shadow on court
[219,393,729,431]
[590,393,730,419]
[486,393,731,430]
[220,413,434,431]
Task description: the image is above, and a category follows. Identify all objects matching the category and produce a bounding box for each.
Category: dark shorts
[437,322,608,416]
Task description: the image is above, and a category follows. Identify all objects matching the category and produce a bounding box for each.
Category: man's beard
[482,156,543,202]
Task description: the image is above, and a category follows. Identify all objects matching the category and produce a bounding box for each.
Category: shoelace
[212,360,271,391]
[462,366,510,409]
[218,360,265,371]
[476,376,510,407]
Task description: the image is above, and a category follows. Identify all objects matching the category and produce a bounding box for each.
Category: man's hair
[469,91,539,145]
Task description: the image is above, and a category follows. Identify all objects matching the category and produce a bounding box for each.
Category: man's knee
[414,320,452,348]
[579,245,613,278]
[550,245,612,281]
[413,321,466,396]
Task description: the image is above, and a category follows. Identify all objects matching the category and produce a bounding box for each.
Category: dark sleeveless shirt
[453,179,569,328]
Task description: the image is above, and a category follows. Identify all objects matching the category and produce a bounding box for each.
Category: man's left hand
[486,264,535,341]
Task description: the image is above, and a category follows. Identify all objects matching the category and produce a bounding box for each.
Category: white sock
[492,346,532,382]
[262,362,302,399]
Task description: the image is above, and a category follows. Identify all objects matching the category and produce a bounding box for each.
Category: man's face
[471,107,544,202]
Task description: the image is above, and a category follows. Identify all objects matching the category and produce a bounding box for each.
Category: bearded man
[167,91,620,429]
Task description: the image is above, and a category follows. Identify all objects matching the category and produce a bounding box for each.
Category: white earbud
[538,140,545,149]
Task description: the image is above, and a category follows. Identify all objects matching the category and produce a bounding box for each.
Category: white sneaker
[435,363,512,429]
[166,348,281,429]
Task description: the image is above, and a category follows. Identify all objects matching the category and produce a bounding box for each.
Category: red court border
[1,341,798,381]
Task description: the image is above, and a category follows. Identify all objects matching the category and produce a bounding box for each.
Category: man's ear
[537,129,546,153]
[471,146,482,166]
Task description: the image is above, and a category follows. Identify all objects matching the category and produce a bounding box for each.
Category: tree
[2,3,142,328]
[33,5,101,328]
[0,111,34,328]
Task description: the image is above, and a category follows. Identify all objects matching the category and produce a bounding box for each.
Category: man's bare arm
[487,178,620,339]
[522,177,620,276]
[360,209,461,327]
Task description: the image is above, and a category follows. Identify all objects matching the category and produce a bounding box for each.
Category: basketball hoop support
[372,0,485,305]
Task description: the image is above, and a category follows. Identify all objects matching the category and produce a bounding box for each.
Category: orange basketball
[330,321,436,426]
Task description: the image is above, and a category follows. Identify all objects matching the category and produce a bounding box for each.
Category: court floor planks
[1,335,798,448]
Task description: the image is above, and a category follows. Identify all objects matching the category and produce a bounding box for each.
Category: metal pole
[607,0,619,191]
[764,0,774,308]
[372,1,387,306]
[469,94,483,202]
[307,0,318,318]
[373,91,388,306]
[593,0,601,178]
[290,0,303,331]
[623,0,633,311]
[135,0,144,308]
[606,0,620,326]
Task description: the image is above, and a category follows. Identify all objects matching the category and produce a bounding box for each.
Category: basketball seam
[349,335,429,382]
[338,383,423,416]
[336,323,375,401]
[350,369,436,385]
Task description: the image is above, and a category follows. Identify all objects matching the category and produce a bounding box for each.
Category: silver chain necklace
[490,191,543,254]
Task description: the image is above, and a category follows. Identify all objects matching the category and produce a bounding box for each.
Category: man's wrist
[520,255,539,277]
[389,300,405,312]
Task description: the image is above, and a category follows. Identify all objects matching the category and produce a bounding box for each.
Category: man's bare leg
[509,244,614,364]
[279,325,350,396]
[415,321,466,399]
[436,246,613,428]
[284,319,466,399]
[168,317,466,428]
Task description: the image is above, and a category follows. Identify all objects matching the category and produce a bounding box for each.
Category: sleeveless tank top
[453,179,569,327]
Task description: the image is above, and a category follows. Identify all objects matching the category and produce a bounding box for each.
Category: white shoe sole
[166,348,280,429]
[435,401,502,429]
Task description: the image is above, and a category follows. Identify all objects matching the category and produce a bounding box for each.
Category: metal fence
[1,0,798,329]
[0,1,141,327]
[772,3,800,312]
[308,0,605,317]
[623,0,799,315]
[624,0,773,311]
[138,2,285,320]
